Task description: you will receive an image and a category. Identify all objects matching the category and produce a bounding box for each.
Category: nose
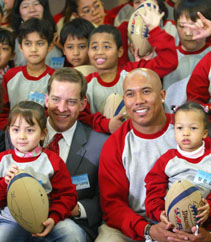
[73,47,79,56]
[184,27,193,36]
[28,4,36,12]
[19,131,27,139]
[183,128,190,136]
[57,100,68,112]
[31,43,37,52]
[135,92,145,105]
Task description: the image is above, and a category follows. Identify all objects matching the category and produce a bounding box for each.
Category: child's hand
[160,210,169,224]
[5,164,19,184]
[32,218,55,237]
[183,12,211,40]
[139,3,164,31]
[109,112,127,133]
[196,198,210,225]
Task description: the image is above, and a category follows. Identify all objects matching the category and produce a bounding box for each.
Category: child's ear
[203,129,209,139]
[118,46,124,58]
[10,51,16,61]
[41,128,48,141]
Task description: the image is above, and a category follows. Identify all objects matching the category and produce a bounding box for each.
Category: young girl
[145,102,211,229]
[0,101,81,242]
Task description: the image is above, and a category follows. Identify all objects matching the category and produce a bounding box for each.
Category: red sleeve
[53,13,63,24]
[104,3,130,25]
[145,150,176,221]
[45,150,78,224]
[78,101,110,133]
[187,52,211,109]
[0,151,10,208]
[117,21,130,65]
[122,26,178,78]
[99,122,148,240]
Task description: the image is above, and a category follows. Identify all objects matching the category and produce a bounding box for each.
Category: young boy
[0,18,55,130]
[163,0,211,113]
[0,27,15,83]
[60,17,95,67]
[85,3,178,121]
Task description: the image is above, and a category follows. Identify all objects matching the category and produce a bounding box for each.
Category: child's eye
[27,128,34,133]
[37,41,44,46]
[79,44,86,49]
[2,47,9,51]
[91,45,98,50]
[24,41,31,46]
[12,128,19,132]
[104,45,110,49]
[176,127,183,130]
[67,45,73,49]
[83,8,91,15]
[191,127,197,130]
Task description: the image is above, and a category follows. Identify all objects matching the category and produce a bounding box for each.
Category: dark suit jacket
[65,122,109,241]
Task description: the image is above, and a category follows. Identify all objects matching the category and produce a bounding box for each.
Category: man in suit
[45,67,109,242]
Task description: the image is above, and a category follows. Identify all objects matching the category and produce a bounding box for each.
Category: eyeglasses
[79,2,103,16]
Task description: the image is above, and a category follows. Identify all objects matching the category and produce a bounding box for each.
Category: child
[145,102,211,228]
[0,18,55,130]
[163,0,211,113]
[0,100,78,241]
[85,3,177,119]
[11,0,62,67]
[0,27,15,83]
[60,18,95,67]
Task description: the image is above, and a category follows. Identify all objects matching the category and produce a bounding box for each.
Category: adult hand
[109,112,127,133]
[32,218,55,237]
[168,226,211,242]
[150,222,190,242]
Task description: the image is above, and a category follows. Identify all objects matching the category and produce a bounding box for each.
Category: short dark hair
[8,101,47,134]
[174,102,208,129]
[88,24,122,49]
[47,67,87,100]
[174,0,211,23]
[60,18,95,46]
[18,18,54,45]
[0,27,15,52]
[12,0,56,36]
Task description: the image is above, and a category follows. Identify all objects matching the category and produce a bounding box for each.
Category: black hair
[174,102,208,129]
[18,18,54,45]
[61,0,78,25]
[174,0,211,23]
[11,0,56,36]
[88,24,122,49]
[60,18,95,46]
[0,28,15,52]
[0,5,3,16]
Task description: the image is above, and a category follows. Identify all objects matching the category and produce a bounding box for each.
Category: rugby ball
[7,171,49,233]
[74,65,97,76]
[102,93,127,119]
[128,0,156,57]
[165,179,203,232]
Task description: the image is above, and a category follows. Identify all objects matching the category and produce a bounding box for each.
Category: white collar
[45,118,77,146]
[177,141,205,159]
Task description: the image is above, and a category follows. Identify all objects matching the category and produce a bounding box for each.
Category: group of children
[0,0,210,240]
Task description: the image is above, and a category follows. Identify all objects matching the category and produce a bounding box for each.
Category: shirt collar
[46,118,77,146]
